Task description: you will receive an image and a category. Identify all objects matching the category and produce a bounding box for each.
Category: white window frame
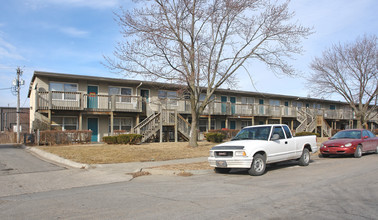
[158,90,178,106]
[51,116,78,131]
[49,82,78,101]
[109,117,133,132]
[108,86,133,103]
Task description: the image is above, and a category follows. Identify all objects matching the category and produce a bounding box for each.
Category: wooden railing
[36,91,363,121]
[36,91,142,112]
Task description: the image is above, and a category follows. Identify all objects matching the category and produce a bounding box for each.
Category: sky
[0,0,377,108]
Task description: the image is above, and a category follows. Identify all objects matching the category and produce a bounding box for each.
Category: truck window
[272,126,285,139]
[283,126,292,139]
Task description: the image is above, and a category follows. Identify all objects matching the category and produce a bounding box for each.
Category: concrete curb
[26,147,90,169]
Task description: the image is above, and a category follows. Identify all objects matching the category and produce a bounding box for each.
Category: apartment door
[140,89,149,112]
[221,96,227,114]
[230,97,236,115]
[88,118,98,142]
[87,86,98,109]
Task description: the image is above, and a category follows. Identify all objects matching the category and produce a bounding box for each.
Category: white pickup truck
[208,124,318,176]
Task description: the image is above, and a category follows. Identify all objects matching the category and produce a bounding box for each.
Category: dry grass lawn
[37,141,215,164]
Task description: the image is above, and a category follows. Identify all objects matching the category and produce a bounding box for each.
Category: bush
[103,136,118,144]
[207,129,239,139]
[103,134,142,145]
[295,132,320,137]
[206,132,226,143]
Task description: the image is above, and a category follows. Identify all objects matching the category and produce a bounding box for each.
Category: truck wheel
[298,148,310,166]
[354,145,362,158]
[248,154,266,176]
[214,168,231,174]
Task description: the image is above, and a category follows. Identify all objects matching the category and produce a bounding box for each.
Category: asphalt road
[0,144,63,176]
[0,150,377,220]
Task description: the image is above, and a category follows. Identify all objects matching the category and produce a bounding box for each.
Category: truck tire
[248,154,266,176]
[298,148,310,166]
[354,145,362,158]
[214,168,231,174]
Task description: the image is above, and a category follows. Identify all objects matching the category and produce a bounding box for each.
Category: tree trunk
[189,112,198,147]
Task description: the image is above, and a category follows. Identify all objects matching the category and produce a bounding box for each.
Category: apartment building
[28,71,377,142]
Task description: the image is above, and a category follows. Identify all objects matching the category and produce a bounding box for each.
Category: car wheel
[354,145,362,158]
[376,146,378,154]
[248,154,266,176]
[214,167,231,174]
[299,148,310,166]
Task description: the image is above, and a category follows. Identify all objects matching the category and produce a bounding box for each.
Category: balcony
[36,91,142,112]
[35,92,358,120]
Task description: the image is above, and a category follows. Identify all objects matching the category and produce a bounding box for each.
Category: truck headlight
[210,151,214,157]
[235,151,246,157]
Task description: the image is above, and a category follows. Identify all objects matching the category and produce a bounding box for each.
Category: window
[198,119,214,132]
[109,87,132,102]
[109,117,133,132]
[199,94,215,102]
[283,126,292,139]
[272,126,285,139]
[51,116,78,131]
[50,82,78,100]
[241,97,254,109]
[366,130,375,138]
[259,99,264,105]
[241,120,252,128]
[330,105,336,110]
[158,90,178,105]
[269,100,280,106]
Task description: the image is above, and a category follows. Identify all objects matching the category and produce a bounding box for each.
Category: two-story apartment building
[28,71,377,142]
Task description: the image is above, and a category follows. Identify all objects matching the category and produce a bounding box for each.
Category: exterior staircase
[133,109,191,143]
[296,109,333,137]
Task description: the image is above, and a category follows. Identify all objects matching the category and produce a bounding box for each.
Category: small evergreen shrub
[103,134,142,144]
[295,132,320,137]
[206,132,226,143]
[103,136,118,144]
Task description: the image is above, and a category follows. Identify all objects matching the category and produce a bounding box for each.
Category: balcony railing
[36,91,142,112]
[35,91,361,120]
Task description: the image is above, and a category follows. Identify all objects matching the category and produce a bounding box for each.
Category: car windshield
[232,126,271,141]
[331,130,361,140]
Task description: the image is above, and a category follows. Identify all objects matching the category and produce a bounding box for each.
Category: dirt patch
[37,141,215,164]
[149,161,213,171]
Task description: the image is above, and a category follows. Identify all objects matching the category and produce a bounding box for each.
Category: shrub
[206,132,226,143]
[117,134,131,144]
[103,134,142,145]
[295,132,320,137]
[103,136,118,144]
[207,129,239,139]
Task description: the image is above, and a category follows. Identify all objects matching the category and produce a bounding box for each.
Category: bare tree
[309,35,378,129]
[105,0,312,147]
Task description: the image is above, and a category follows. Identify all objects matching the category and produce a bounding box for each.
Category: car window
[272,126,285,139]
[283,126,292,139]
[362,130,369,138]
[366,130,376,138]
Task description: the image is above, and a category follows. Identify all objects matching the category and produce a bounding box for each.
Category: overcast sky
[0,0,377,108]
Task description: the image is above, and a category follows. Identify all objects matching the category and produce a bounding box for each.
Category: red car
[320,129,378,158]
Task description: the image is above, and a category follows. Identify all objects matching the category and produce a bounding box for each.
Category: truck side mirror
[271,134,280,141]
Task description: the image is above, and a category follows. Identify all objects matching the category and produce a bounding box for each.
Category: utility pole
[13,67,24,144]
